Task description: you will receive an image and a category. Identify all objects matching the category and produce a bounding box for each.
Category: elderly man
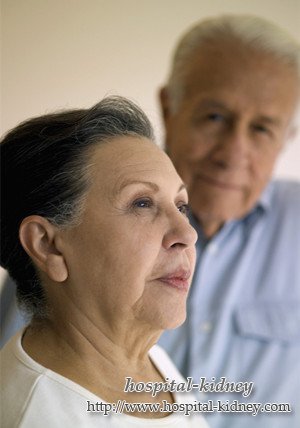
[158,15,300,428]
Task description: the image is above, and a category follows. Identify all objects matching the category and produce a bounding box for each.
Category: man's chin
[192,200,247,226]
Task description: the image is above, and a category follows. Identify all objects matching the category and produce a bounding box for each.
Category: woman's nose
[162,209,198,250]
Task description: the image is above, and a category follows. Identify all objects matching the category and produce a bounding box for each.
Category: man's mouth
[196,173,243,191]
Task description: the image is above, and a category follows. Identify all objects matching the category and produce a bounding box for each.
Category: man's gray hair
[167,14,300,111]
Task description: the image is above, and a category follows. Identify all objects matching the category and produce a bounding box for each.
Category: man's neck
[198,218,224,239]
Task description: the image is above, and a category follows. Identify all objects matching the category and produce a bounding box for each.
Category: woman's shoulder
[149,344,187,383]
[1,336,209,428]
[0,330,103,427]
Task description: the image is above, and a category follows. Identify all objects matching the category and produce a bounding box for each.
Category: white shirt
[1,330,209,428]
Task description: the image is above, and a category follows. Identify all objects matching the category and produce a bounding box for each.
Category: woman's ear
[19,216,68,283]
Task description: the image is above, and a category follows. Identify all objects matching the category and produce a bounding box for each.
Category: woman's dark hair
[1,96,154,318]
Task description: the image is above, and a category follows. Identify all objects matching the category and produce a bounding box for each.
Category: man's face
[161,42,299,236]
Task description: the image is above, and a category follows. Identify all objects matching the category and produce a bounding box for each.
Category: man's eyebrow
[195,99,282,126]
[194,99,227,110]
[255,116,282,127]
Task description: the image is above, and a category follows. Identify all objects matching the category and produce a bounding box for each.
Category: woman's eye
[132,198,153,209]
[178,204,190,216]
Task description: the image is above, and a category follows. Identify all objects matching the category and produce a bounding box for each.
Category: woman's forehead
[90,137,172,175]
[87,137,181,194]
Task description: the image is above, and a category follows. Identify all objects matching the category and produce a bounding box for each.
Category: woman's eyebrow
[116,180,186,195]
[178,183,187,193]
[116,180,159,195]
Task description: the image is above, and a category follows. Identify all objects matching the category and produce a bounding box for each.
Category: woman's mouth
[157,269,191,292]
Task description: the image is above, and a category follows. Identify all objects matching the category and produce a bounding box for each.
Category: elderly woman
[1,97,208,427]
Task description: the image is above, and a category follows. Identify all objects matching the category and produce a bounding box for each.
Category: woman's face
[59,137,197,331]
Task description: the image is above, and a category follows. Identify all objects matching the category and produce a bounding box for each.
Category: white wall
[1,0,300,180]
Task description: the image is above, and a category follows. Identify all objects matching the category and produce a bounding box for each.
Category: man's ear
[159,86,172,125]
[19,216,68,283]
[286,125,298,144]
[159,87,174,155]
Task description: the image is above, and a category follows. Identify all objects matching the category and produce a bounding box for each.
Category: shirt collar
[189,181,275,243]
[255,180,274,213]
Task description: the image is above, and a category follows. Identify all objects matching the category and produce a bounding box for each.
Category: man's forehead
[184,39,297,81]
[182,49,299,109]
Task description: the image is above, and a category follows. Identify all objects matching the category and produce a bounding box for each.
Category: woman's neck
[21,310,168,409]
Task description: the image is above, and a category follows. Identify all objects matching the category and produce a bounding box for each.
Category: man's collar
[189,181,275,243]
[256,180,274,213]
[239,181,275,233]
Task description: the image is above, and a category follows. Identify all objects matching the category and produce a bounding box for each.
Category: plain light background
[0,1,300,287]
[1,0,300,183]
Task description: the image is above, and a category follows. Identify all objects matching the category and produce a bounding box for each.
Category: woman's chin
[134,296,188,331]
[153,309,187,331]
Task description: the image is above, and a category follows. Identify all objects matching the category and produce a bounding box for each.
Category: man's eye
[132,198,153,209]
[178,204,190,216]
[207,113,225,122]
[252,124,269,134]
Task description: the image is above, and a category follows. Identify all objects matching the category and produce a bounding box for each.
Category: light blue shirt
[159,180,300,428]
[0,275,29,349]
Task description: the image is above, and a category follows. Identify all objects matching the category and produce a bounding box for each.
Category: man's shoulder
[269,179,300,212]
[272,179,300,196]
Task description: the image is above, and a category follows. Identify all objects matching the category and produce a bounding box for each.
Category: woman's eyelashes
[129,196,190,217]
[177,203,190,216]
[131,197,153,209]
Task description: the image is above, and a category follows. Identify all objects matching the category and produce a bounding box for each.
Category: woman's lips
[157,269,191,292]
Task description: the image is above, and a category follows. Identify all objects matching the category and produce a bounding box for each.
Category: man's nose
[211,124,250,169]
